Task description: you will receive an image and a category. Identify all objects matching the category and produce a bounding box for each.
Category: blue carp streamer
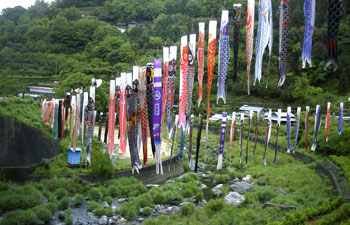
[302,0,315,68]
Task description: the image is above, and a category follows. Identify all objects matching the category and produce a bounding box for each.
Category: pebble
[98,215,107,225]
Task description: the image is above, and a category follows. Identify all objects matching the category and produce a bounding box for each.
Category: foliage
[316,203,350,225]
[180,203,194,216]
[0,209,38,225]
[55,187,68,200]
[64,215,73,225]
[93,206,113,217]
[31,204,53,223]
[140,206,152,216]
[104,196,113,205]
[88,188,103,201]
[87,200,100,212]
[73,193,84,207]
[59,197,71,210]
[330,155,350,186]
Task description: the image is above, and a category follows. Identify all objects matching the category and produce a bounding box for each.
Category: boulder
[211,184,224,197]
[224,192,246,206]
[98,215,108,225]
[230,181,253,194]
[242,175,251,182]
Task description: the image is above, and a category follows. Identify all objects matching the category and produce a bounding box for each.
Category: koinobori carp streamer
[217,10,230,104]
[302,0,316,68]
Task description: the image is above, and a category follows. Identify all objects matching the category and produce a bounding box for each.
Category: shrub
[195,191,204,202]
[46,202,58,214]
[164,191,184,204]
[214,174,230,184]
[54,188,67,200]
[59,197,71,210]
[153,191,166,204]
[0,209,38,225]
[104,196,113,205]
[88,188,103,201]
[140,207,152,216]
[73,194,84,207]
[204,199,224,215]
[0,193,42,215]
[108,185,120,198]
[87,201,100,211]
[91,150,115,178]
[183,160,190,172]
[120,202,138,221]
[64,215,73,225]
[93,206,113,217]
[181,188,195,198]
[181,203,195,216]
[134,193,154,208]
[31,204,52,223]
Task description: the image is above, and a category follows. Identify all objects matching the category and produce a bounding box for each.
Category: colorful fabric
[197,23,205,107]
[246,110,253,165]
[166,46,177,139]
[325,102,331,142]
[278,0,290,86]
[302,0,316,68]
[153,60,163,174]
[146,64,156,157]
[217,10,230,104]
[325,0,342,70]
[311,105,322,151]
[81,92,88,157]
[69,96,76,149]
[266,1,273,88]
[254,0,272,85]
[179,35,188,132]
[194,114,203,173]
[97,112,103,143]
[293,107,301,153]
[186,34,196,132]
[246,0,255,94]
[119,73,127,156]
[161,47,169,133]
[108,80,116,156]
[188,115,194,162]
[217,112,227,170]
[85,96,95,165]
[233,4,242,84]
[253,111,260,154]
[239,113,244,166]
[273,109,282,164]
[139,67,149,165]
[286,106,291,153]
[339,102,343,135]
[73,92,82,152]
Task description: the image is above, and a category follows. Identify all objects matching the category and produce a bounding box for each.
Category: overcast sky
[0,0,55,12]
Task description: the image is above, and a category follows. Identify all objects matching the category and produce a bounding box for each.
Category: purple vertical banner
[217,112,227,170]
[153,59,163,174]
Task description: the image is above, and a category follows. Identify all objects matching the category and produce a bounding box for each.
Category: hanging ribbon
[205,20,217,162]
[266,0,273,88]
[85,94,95,165]
[188,115,194,162]
[179,35,188,133]
[254,0,272,85]
[273,109,282,164]
[311,105,322,151]
[324,0,342,70]
[53,100,59,139]
[69,96,76,148]
[186,34,196,132]
[217,10,230,104]
[217,112,227,170]
[153,60,163,175]
[146,65,156,157]
[246,0,255,95]
[108,80,116,156]
[293,107,301,153]
[82,92,88,158]
[253,111,260,155]
[139,67,149,165]
[169,115,179,171]
[302,0,316,68]
[278,0,290,86]
[119,73,127,156]
[97,112,103,143]
[127,70,142,174]
[325,102,331,142]
[166,46,177,140]
[305,106,310,151]
[229,112,236,162]
[233,4,242,84]
[286,106,291,153]
[161,47,169,133]
[73,90,82,151]
[197,23,205,107]
[263,109,272,166]
[339,102,343,135]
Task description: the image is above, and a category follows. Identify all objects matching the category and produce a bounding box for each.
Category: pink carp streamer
[229,112,236,162]
[139,67,149,165]
[161,47,169,133]
[246,0,255,95]
[325,102,331,142]
[179,35,188,132]
[108,80,116,156]
[197,22,205,107]
[119,73,127,156]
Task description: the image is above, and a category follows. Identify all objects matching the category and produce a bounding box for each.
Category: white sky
[0,0,55,12]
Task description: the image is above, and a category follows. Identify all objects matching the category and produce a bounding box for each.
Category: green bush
[46,202,58,214]
[64,215,73,225]
[54,188,67,200]
[181,203,195,216]
[73,193,84,207]
[91,150,115,178]
[140,206,152,216]
[0,193,42,215]
[0,209,38,225]
[87,201,100,212]
[108,185,119,198]
[164,191,184,204]
[120,202,138,221]
[152,191,166,204]
[104,196,113,205]
[195,191,204,202]
[59,197,71,210]
[134,193,154,208]
[93,206,113,217]
[183,160,190,172]
[204,199,224,215]
[31,204,52,223]
[88,188,103,201]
